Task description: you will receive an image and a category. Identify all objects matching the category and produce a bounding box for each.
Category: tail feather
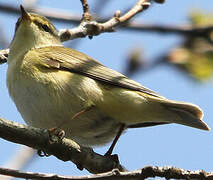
[162,100,210,131]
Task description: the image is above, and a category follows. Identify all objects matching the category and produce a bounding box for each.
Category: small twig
[124,52,166,77]
[153,0,165,3]
[0,1,151,62]
[0,117,124,174]
[22,0,37,9]
[65,0,112,48]
[1,2,212,64]
[60,0,151,41]
[0,49,9,64]
[80,0,91,21]
[80,0,89,14]
[119,0,150,23]
[0,166,213,179]
[0,3,211,41]
[122,22,213,39]
[0,3,81,24]
[100,0,151,33]
[1,146,35,170]
[0,147,35,180]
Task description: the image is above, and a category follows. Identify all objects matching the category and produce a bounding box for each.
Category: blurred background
[0,0,212,178]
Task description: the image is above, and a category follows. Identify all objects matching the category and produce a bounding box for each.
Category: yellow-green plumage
[7,7,210,147]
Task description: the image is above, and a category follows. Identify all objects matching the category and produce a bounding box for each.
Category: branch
[0,1,151,41]
[0,2,212,38]
[0,0,151,63]
[1,166,213,179]
[1,22,212,64]
[0,1,212,64]
[0,3,81,24]
[59,0,151,41]
[0,117,124,174]
[1,116,212,179]
[122,22,213,40]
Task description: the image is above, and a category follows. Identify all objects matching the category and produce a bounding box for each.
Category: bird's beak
[20,5,31,21]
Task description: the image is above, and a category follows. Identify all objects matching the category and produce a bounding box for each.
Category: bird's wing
[30,46,164,98]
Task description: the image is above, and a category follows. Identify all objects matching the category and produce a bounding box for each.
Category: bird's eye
[41,24,50,32]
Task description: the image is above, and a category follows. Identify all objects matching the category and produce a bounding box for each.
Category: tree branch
[0,1,212,37]
[0,117,124,174]
[0,1,212,64]
[59,0,151,41]
[0,166,213,179]
[0,2,212,38]
[0,0,152,63]
[1,117,213,179]
[122,22,213,40]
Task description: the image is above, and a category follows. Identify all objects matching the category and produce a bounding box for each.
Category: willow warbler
[7,6,210,154]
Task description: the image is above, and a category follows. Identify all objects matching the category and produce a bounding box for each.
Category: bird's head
[10,5,61,54]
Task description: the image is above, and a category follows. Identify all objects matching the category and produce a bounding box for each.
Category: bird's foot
[48,127,65,143]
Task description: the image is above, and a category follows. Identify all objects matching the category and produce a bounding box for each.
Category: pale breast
[7,61,120,146]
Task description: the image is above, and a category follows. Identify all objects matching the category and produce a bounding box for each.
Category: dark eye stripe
[41,24,50,32]
[34,20,51,33]
[33,20,59,38]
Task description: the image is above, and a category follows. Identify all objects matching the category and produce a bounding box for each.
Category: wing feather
[31,46,163,98]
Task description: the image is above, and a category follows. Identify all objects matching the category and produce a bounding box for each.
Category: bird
[6,5,210,156]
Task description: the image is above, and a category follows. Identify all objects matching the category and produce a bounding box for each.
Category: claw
[48,127,65,143]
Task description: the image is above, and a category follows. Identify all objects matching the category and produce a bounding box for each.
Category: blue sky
[0,0,212,177]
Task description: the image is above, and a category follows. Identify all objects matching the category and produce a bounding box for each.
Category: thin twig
[1,147,35,170]
[22,0,37,8]
[0,147,35,180]
[80,0,90,14]
[0,1,212,65]
[0,3,81,24]
[0,3,211,39]
[0,49,9,64]
[122,22,213,39]
[0,0,152,63]
[80,0,91,21]
[0,166,213,180]
[66,0,113,48]
[59,0,151,41]
[100,0,151,32]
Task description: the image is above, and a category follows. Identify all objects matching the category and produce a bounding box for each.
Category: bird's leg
[59,106,94,128]
[48,103,95,140]
[104,123,125,156]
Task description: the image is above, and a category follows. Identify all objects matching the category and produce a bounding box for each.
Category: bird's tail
[160,100,210,131]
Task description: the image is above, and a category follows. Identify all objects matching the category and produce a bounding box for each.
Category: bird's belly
[7,68,120,146]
